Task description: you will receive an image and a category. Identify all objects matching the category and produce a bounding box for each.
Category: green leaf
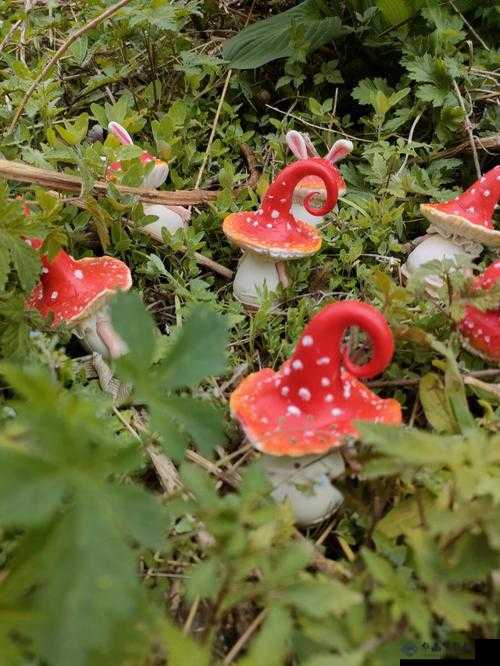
[112,291,156,376]
[377,1,415,26]
[281,577,361,619]
[419,372,457,433]
[223,0,347,69]
[237,606,293,666]
[163,618,211,666]
[0,446,65,527]
[162,396,226,456]
[34,496,142,666]
[186,557,222,602]
[158,305,228,390]
[431,587,483,631]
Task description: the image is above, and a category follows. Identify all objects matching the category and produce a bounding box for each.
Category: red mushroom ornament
[403,165,500,289]
[223,159,339,309]
[26,241,131,359]
[421,165,500,247]
[286,130,352,226]
[230,300,402,525]
[106,122,191,241]
[459,261,500,363]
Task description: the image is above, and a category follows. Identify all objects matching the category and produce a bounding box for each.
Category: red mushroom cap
[230,301,402,456]
[459,260,500,362]
[26,244,132,327]
[421,165,500,247]
[223,160,339,259]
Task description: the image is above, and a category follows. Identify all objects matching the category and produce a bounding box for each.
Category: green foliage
[223,0,348,69]
[0,0,498,663]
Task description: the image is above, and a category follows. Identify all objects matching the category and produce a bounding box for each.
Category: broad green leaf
[419,372,457,433]
[223,0,347,69]
[158,305,228,390]
[377,0,414,25]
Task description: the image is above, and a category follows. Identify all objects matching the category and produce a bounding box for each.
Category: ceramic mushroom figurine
[403,165,500,288]
[286,130,353,225]
[223,160,339,309]
[107,121,191,239]
[25,239,131,359]
[230,300,402,526]
[459,260,500,363]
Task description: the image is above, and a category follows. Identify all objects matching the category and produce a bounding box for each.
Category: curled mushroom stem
[276,261,289,288]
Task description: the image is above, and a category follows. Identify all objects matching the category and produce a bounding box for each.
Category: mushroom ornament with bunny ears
[286,130,353,225]
[223,159,339,309]
[403,165,500,290]
[230,300,402,526]
[107,121,191,241]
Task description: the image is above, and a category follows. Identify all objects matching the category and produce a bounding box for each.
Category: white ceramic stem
[74,306,127,359]
[142,204,189,241]
[232,251,280,309]
[261,451,345,526]
[403,233,477,289]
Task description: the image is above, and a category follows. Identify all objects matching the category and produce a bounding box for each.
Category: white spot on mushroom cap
[324,394,333,402]
[271,210,279,219]
[331,408,343,417]
[321,377,330,387]
[302,335,314,347]
[74,269,84,279]
[316,356,330,365]
[298,387,311,401]
[51,291,58,300]
[287,405,301,416]
[292,359,303,370]
[281,386,289,396]
[483,189,491,197]
[42,267,49,274]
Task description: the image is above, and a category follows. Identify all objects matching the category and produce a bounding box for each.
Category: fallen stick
[417,133,500,163]
[0,147,258,205]
[0,145,259,278]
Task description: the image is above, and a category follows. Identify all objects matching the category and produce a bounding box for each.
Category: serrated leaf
[163,618,211,666]
[112,291,156,377]
[237,605,293,666]
[158,305,228,390]
[162,396,226,456]
[34,496,141,666]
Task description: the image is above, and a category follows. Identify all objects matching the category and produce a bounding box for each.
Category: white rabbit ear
[325,139,353,164]
[286,130,309,159]
[108,121,134,146]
